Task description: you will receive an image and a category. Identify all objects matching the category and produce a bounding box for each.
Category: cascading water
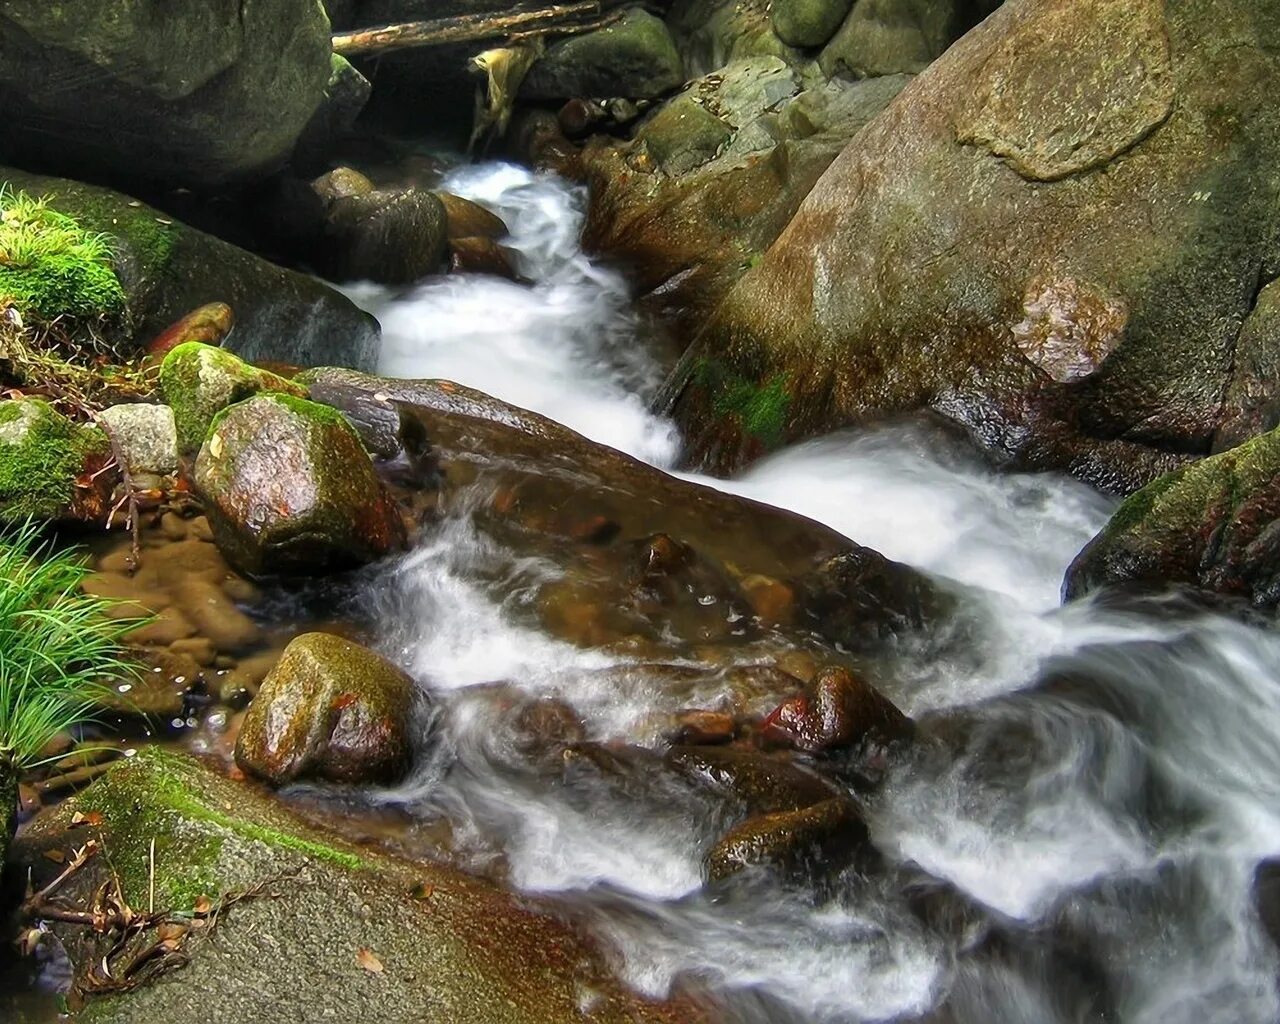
[344,163,1280,1023]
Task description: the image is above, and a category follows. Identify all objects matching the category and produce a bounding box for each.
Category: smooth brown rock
[760,666,913,755]
[235,632,416,786]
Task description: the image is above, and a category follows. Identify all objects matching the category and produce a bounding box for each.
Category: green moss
[1102,466,1188,536]
[694,358,792,447]
[0,187,126,324]
[160,342,305,454]
[0,398,107,522]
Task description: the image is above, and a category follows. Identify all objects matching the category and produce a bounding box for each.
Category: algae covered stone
[1064,428,1280,608]
[236,632,416,786]
[98,403,179,475]
[161,342,306,455]
[12,748,709,1024]
[193,393,406,577]
[0,398,111,524]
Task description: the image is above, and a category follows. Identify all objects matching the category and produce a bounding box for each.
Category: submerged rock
[0,398,113,525]
[0,168,380,371]
[0,0,332,189]
[193,394,405,578]
[521,9,686,101]
[160,343,307,456]
[236,633,415,786]
[668,0,1280,490]
[1063,428,1280,608]
[705,797,872,882]
[14,748,710,1023]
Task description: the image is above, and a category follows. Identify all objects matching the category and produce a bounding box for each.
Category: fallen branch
[90,411,141,572]
[334,1,610,57]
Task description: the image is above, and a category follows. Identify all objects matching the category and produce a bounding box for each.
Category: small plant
[0,521,138,773]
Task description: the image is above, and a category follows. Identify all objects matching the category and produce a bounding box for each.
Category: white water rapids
[343,164,1280,1023]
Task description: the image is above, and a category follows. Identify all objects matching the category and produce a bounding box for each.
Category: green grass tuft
[0,186,126,325]
[0,521,141,771]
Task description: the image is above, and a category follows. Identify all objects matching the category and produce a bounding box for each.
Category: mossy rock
[193,393,406,577]
[0,398,112,524]
[160,342,306,456]
[818,0,968,77]
[771,0,854,48]
[12,748,709,1024]
[0,168,379,371]
[521,9,686,100]
[1064,427,1280,607]
[236,632,416,786]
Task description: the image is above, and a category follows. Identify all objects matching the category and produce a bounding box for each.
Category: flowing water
[340,164,1280,1023]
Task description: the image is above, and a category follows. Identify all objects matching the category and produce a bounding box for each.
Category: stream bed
[322,164,1280,1023]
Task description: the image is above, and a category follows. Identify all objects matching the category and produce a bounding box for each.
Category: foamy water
[347,164,1280,1023]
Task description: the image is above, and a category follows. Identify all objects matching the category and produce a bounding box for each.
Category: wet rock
[14,748,709,1023]
[235,632,415,786]
[705,797,871,882]
[669,0,1280,490]
[521,9,686,101]
[819,0,970,77]
[666,710,737,746]
[193,394,406,578]
[98,404,178,476]
[624,533,756,644]
[1063,428,1280,609]
[320,188,449,285]
[772,0,854,48]
[0,398,113,525]
[580,69,908,344]
[1253,858,1280,951]
[145,302,234,361]
[798,548,958,651]
[448,237,518,280]
[436,192,508,240]
[1,168,380,371]
[0,0,331,189]
[160,342,307,456]
[760,666,913,756]
[1214,277,1280,452]
[666,745,841,814]
[312,167,375,202]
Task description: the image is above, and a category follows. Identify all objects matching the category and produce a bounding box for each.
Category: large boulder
[667,0,804,77]
[0,0,332,189]
[0,168,380,371]
[580,64,909,342]
[13,748,710,1024]
[773,0,854,48]
[236,632,416,786]
[1063,427,1280,608]
[320,188,450,284]
[193,394,406,577]
[666,0,1280,492]
[521,9,686,101]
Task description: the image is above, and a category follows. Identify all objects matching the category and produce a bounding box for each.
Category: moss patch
[694,358,792,447]
[0,398,108,522]
[0,187,126,325]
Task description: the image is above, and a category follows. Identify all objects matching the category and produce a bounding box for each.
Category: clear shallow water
[348,165,1280,1023]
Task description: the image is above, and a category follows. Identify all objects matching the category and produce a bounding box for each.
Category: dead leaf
[410,882,434,901]
[16,927,42,956]
[70,810,104,827]
[42,849,66,864]
[356,948,384,974]
[193,895,213,916]
[208,433,224,458]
